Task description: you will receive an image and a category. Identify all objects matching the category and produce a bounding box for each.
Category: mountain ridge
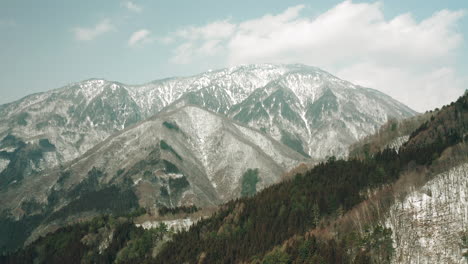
[0,104,306,225]
[0,64,415,180]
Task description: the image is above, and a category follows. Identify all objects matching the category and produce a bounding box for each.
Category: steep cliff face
[387,163,468,264]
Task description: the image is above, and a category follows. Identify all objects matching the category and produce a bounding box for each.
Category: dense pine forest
[1,92,467,264]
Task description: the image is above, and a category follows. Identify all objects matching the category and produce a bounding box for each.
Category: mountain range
[0,63,416,253]
[0,64,414,182]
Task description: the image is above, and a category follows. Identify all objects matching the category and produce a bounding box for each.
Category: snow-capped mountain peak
[0,63,415,181]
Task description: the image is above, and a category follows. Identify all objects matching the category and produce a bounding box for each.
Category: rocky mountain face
[0,64,415,184]
[1,105,304,213]
[226,73,415,159]
[168,65,416,159]
[0,65,295,175]
[0,80,144,189]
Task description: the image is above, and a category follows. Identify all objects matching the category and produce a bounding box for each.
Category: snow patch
[136,218,195,232]
[133,178,142,186]
[385,135,409,152]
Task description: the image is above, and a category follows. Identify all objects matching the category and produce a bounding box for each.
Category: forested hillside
[153,93,467,264]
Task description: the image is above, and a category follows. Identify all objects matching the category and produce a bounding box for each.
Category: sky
[0,0,467,111]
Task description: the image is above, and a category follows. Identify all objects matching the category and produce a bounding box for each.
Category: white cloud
[174,20,236,40]
[128,29,152,46]
[337,63,465,111]
[122,1,143,13]
[164,1,466,111]
[170,42,195,64]
[167,20,236,64]
[73,19,114,41]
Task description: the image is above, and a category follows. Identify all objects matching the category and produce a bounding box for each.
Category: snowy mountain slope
[226,68,416,159]
[0,64,295,180]
[0,104,306,250]
[0,105,305,218]
[129,64,293,115]
[0,80,143,186]
[386,163,468,263]
[158,64,416,159]
[385,135,410,152]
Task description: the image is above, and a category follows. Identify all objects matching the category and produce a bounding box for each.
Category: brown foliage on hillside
[350,113,432,159]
